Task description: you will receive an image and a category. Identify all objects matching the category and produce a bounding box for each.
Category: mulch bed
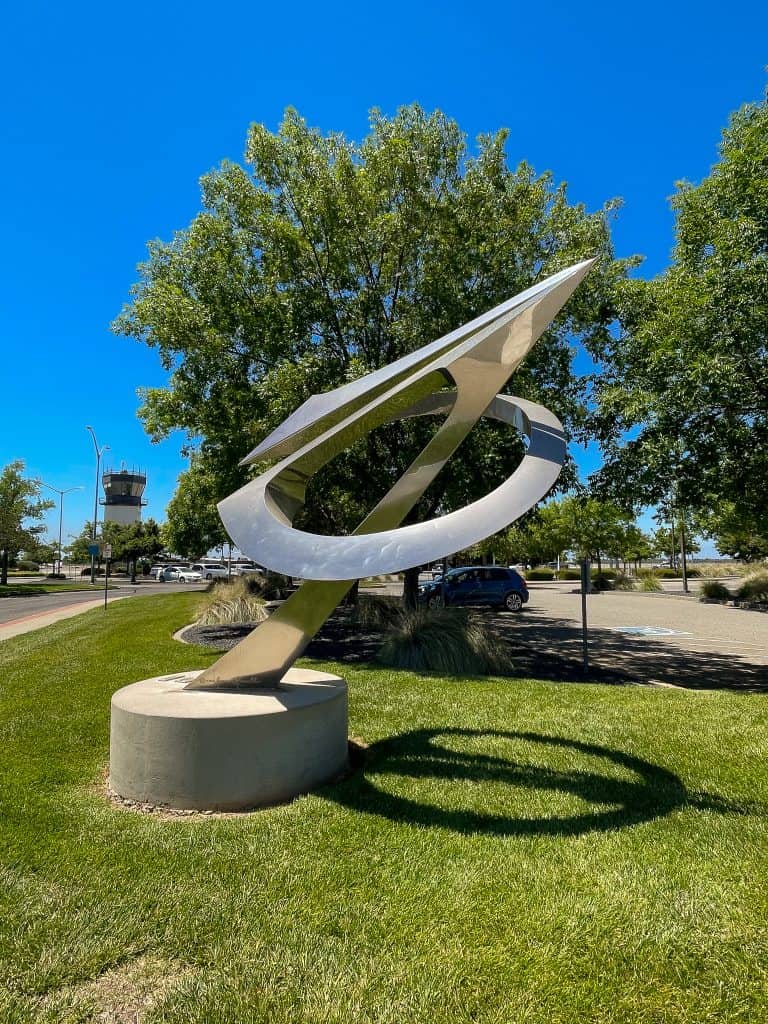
[181,608,630,686]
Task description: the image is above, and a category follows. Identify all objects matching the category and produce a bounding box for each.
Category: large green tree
[0,462,53,584]
[595,92,768,529]
[115,105,634,579]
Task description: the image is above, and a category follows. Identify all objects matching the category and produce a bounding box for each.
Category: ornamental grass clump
[196,576,269,625]
[353,595,403,630]
[736,571,768,605]
[377,608,514,676]
[638,570,662,592]
[699,580,732,603]
[613,572,636,591]
[241,571,290,600]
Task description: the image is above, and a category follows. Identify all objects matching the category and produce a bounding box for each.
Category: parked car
[231,563,264,576]
[148,564,166,580]
[190,563,229,580]
[160,566,203,583]
[418,566,529,611]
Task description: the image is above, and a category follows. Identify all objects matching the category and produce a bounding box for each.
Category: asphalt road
[3,575,764,692]
[0,580,206,627]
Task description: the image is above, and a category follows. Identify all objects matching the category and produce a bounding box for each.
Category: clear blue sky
[1,0,766,551]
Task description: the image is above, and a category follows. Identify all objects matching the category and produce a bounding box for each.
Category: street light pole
[86,426,109,585]
[40,483,83,576]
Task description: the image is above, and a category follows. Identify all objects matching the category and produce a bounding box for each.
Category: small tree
[101,519,164,582]
[65,523,97,565]
[0,462,53,584]
[559,496,631,575]
[618,524,653,572]
[652,510,700,569]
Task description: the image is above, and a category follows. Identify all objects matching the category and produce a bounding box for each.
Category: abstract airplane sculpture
[189,259,595,690]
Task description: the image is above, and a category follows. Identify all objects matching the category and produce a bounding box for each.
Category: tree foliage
[595,92,768,529]
[493,496,642,571]
[696,501,768,562]
[162,458,228,558]
[0,462,53,584]
[101,519,164,581]
[115,105,634,554]
[68,519,164,580]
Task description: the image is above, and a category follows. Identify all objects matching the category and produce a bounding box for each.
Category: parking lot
[511,583,768,691]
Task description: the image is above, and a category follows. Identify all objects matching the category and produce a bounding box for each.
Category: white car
[160,566,203,583]
[231,563,264,576]
[190,563,230,580]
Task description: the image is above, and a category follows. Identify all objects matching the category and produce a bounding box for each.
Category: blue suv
[418,566,529,612]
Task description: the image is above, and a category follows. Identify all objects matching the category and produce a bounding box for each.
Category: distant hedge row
[525,567,702,582]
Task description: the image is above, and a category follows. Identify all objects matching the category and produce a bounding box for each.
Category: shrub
[554,569,581,580]
[655,568,702,579]
[197,576,269,625]
[526,568,554,580]
[592,567,616,580]
[16,559,39,571]
[736,571,768,605]
[699,580,731,602]
[377,609,514,676]
[240,571,290,600]
[353,595,403,630]
[613,572,636,591]
[592,572,616,591]
[638,572,662,592]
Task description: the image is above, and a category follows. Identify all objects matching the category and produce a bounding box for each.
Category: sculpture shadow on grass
[325,728,725,838]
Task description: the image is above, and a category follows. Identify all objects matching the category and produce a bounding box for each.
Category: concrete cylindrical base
[109,669,348,811]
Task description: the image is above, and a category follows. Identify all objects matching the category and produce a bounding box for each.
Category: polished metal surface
[190,260,594,689]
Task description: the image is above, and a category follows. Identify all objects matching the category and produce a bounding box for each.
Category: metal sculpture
[189,259,594,689]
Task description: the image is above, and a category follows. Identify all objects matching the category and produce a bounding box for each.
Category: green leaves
[595,92,768,527]
[115,104,632,539]
[0,462,54,580]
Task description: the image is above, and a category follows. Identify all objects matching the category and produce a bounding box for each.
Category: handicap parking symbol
[612,626,692,637]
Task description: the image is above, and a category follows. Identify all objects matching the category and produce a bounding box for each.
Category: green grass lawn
[0,583,116,598]
[2,593,768,1023]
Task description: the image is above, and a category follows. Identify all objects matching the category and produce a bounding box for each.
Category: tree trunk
[403,567,420,610]
[129,558,137,584]
[1,548,7,586]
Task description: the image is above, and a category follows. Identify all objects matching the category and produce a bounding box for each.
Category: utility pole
[679,510,689,594]
[86,427,109,584]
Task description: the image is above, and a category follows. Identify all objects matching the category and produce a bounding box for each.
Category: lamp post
[86,427,109,584]
[40,483,83,575]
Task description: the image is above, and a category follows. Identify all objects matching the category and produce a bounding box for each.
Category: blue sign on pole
[87,543,100,557]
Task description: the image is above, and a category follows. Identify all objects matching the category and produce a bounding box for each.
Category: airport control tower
[101,464,147,526]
